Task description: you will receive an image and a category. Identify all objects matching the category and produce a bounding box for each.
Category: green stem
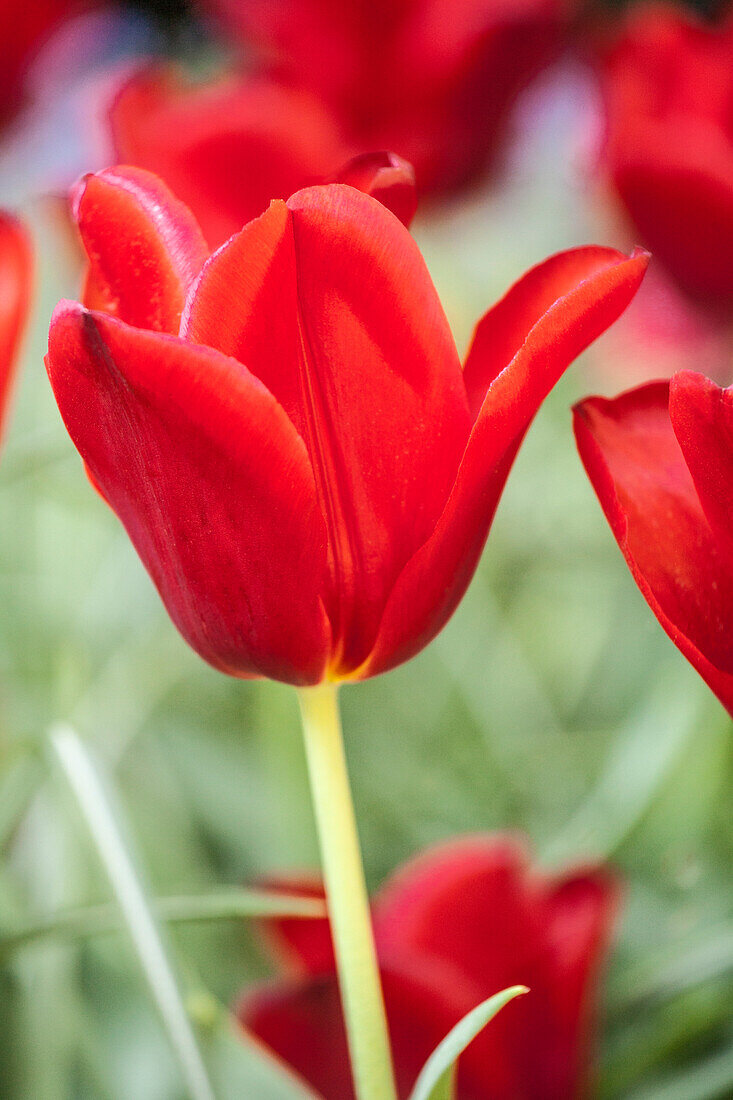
[297,684,397,1100]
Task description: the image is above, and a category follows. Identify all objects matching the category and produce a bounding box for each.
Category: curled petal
[73,166,208,332]
[46,303,330,685]
[184,185,471,674]
[574,380,733,711]
[0,213,32,439]
[333,151,417,227]
[361,247,648,678]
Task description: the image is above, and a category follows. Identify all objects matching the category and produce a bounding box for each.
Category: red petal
[255,876,334,977]
[184,184,471,674]
[574,381,733,713]
[73,166,208,333]
[539,869,620,1095]
[46,303,330,685]
[612,123,733,305]
[110,69,349,249]
[0,213,32,440]
[333,151,417,227]
[362,247,648,677]
[669,371,733,555]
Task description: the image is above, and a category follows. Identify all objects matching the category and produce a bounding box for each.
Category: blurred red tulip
[601,3,733,309]
[0,1,95,130]
[110,70,353,248]
[575,372,733,715]
[0,215,32,440]
[46,166,646,684]
[238,835,619,1099]
[110,69,418,247]
[199,0,574,198]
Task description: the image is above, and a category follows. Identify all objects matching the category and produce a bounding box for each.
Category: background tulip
[198,0,573,198]
[238,835,619,1100]
[600,2,733,309]
[575,370,733,716]
[109,71,353,249]
[0,213,32,439]
[109,71,418,249]
[46,166,647,685]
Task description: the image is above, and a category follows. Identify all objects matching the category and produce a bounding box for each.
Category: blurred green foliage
[0,32,731,1100]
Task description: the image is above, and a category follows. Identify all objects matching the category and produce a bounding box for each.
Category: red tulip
[0,1,95,130]
[110,69,418,249]
[46,165,646,685]
[575,371,733,715]
[0,214,32,439]
[110,70,354,249]
[199,0,574,198]
[601,2,733,308]
[237,835,619,1099]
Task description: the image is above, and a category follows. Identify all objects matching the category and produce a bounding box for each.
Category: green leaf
[50,724,216,1100]
[0,888,326,958]
[409,985,528,1100]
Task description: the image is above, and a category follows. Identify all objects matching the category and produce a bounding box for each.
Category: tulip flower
[238,835,619,1099]
[575,371,733,716]
[110,69,418,248]
[46,165,647,687]
[109,70,354,249]
[600,2,733,309]
[0,214,32,439]
[47,165,644,1100]
[199,0,573,198]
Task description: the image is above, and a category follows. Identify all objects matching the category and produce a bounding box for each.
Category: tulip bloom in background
[110,70,417,248]
[239,835,619,1100]
[110,71,353,249]
[46,164,645,1098]
[575,371,733,716]
[0,214,32,439]
[199,0,573,198]
[600,2,733,310]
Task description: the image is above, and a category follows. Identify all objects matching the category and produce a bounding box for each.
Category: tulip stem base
[297,683,398,1100]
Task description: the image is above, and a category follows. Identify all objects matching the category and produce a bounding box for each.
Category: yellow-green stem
[297,683,398,1100]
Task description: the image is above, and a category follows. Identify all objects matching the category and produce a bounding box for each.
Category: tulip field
[0,2,732,1099]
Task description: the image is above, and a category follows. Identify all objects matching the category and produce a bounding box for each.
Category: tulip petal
[73,166,208,333]
[333,151,417,227]
[255,877,335,977]
[110,69,350,249]
[184,184,471,674]
[612,121,733,304]
[669,371,733,554]
[540,869,620,1093]
[0,212,32,439]
[46,303,330,685]
[574,381,733,711]
[362,247,648,677]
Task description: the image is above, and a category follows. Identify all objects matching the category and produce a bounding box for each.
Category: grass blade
[409,986,527,1100]
[50,723,215,1100]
